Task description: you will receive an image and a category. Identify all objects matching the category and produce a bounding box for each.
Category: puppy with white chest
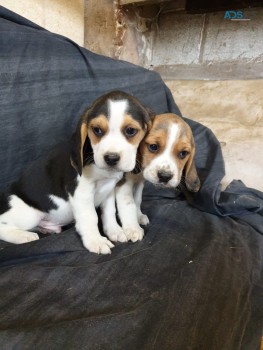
[115,113,201,242]
[0,91,152,254]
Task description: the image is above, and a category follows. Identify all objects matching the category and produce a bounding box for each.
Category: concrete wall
[0,0,84,45]
[151,9,263,80]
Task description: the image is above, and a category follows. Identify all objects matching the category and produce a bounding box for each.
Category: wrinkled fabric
[0,6,262,350]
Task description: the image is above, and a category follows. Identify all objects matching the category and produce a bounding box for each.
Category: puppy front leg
[101,190,128,243]
[115,180,144,242]
[133,180,149,226]
[71,184,114,254]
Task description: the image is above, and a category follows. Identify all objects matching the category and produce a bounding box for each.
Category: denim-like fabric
[0,6,262,350]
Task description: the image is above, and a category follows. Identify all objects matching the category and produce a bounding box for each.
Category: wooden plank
[120,0,147,4]
[120,0,172,6]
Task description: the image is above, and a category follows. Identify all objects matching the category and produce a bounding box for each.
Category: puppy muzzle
[157,170,173,184]
[104,153,120,167]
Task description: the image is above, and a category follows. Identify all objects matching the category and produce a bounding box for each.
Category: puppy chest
[94,178,117,207]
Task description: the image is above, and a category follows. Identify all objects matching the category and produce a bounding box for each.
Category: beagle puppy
[115,113,201,242]
[0,91,151,254]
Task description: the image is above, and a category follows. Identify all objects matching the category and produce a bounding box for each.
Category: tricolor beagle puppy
[0,91,151,254]
[115,113,201,242]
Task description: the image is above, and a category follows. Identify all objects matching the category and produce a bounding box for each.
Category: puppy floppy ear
[145,108,155,131]
[132,147,142,175]
[132,109,155,175]
[70,115,90,175]
[184,145,200,192]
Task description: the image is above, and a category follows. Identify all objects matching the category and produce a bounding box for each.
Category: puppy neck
[81,163,123,181]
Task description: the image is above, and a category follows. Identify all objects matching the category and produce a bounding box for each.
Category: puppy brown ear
[70,117,89,175]
[132,147,142,174]
[133,109,155,175]
[184,147,200,192]
[145,108,155,131]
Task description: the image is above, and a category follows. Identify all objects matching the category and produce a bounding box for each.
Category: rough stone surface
[203,10,263,64]
[151,12,204,66]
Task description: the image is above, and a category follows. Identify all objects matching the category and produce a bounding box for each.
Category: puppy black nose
[104,153,120,166]
[157,170,173,183]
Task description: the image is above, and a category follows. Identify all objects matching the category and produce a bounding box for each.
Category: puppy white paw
[9,230,39,244]
[82,236,114,254]
[104,225,128,243]
[124,226,144,242]
[138,213,149,226]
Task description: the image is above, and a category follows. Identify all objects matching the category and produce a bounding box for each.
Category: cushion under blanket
[0,6,262,350]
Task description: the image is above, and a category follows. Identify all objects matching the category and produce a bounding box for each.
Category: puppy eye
[125,127,137,137]
[93,127,103,137]
[148,144,159,153]
[178,150,189,159]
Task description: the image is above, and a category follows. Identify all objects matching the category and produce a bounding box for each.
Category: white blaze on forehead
[163,123,179,156]
[108,99,128,131]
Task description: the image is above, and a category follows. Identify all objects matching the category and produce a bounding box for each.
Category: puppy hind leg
[0,195,43,244]
[0,225,39,244]
[134,180,149,226]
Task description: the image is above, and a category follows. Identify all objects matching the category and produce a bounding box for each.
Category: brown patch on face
[140,127,168,168]
[87,115,109,145]
[173,138,192,173]
[121,114,146,146]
